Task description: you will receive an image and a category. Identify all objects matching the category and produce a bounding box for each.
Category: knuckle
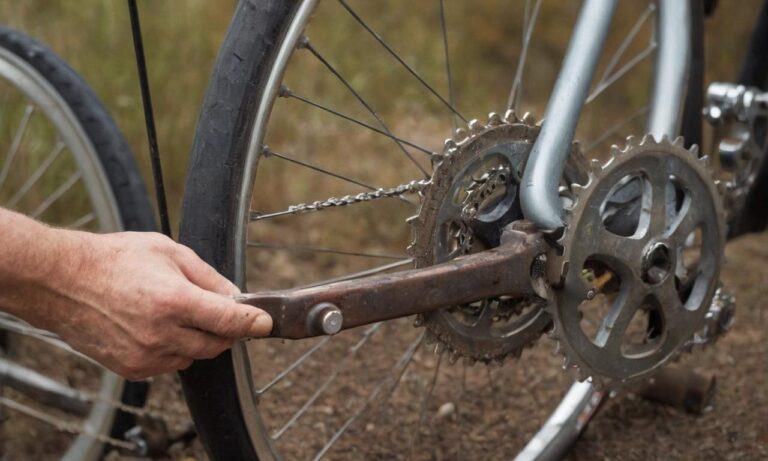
[176,358,194,370]
[125,370,146,381]
[156,285,190,312]
[145,233,175,253]
[120,363,146,381]
[135,332,163,351]
[175,244,198,260]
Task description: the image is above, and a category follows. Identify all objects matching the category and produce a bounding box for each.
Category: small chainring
[409,111,585,364]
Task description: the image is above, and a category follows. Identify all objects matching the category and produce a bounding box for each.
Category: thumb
[182,288,272,338]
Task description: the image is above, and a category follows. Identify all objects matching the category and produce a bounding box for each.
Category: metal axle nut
[308,302,343,335]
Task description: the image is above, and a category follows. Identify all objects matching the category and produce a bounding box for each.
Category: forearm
[0,207,270,379]
[0,208,85,326]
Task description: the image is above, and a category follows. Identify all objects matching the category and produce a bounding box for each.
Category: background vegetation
[0,0,761,231]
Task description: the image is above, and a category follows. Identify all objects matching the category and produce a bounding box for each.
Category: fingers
[112,355,194,381]
[173,244,240,296]
[172,327,234,360]
[181,288,273,339]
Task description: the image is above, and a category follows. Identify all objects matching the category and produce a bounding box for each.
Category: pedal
[705,82,768,171]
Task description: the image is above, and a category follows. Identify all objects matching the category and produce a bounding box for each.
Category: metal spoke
[408,351,443,458]
[0,357,90,416]
[584,105,649,153]
[5,141,66,208]
[280,88,435,157]
[263,146,417,207]
[0,104,35,190]
[300,259,413,289]
[257,336,333,394]
[0,395,138,452]
[300,40,430,177]
[585,42,657,105]
[247,241,408,261]
[596,4,655,88]
[66,212,95,230]
[337,0,467,123]
[272,323,384,440]
[507,0,542,112]
[438,0,458,131]
[311,331,425,461]
[0,314,98,366]
[30,171,82,219]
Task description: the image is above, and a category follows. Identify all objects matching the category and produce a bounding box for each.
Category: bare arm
[0,208,272,380]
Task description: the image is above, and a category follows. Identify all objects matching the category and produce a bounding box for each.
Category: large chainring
[551,135,726,387]
[409,111,585,364]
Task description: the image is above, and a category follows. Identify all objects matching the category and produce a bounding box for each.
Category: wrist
[0,211,90,323]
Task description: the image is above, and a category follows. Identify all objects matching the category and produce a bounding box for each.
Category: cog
[409,110,585,364]
[551,135,726,388]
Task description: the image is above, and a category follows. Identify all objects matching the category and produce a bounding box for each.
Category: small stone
[366,423,375,432]
[436,402,456,419]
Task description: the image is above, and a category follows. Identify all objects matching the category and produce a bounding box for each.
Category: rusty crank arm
[235,223,547,339]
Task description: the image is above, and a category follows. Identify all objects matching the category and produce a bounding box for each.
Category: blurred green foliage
[0,0,761,232]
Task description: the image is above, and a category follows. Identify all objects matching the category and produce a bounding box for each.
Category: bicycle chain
[252,178,432,220]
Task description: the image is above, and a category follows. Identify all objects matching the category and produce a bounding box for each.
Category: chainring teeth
[551,134,727,388]
[409,113,551,364]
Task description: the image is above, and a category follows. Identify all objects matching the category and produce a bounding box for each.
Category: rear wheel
[0,26,155,460]
[180,1,694,459]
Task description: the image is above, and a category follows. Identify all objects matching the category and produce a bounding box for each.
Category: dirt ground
[3,234,766,461]
[96,231,768,461]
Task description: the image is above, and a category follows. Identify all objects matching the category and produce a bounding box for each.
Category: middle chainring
[409,111,585,364]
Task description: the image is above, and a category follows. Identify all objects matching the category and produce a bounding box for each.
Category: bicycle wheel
[0,26,155,460]
[180,1,696,459]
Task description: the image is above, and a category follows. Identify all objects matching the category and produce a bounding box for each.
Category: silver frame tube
[520,0,619,230]
[520,0,690,231]
[648,0,691,139]
[231,0,692,459]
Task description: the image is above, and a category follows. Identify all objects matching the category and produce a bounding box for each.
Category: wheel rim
[229,1,678,459]
[0,46,124,461]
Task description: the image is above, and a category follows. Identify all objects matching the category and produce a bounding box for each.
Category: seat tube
[648,0,691,139]
[520,0,619,231]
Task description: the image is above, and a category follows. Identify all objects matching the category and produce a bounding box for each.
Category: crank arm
[236,224,546,339]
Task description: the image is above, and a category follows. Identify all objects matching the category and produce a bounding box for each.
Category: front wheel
[180,1,695,459]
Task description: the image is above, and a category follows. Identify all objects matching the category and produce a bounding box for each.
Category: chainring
[551,135,726,387]
[409,111,585,364]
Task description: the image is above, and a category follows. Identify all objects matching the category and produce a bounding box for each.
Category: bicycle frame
[521,0,691,231]
[230,1,693,459]
[239,0,693,343]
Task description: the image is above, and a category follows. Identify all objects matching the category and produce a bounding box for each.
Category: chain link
[251,179,431,221]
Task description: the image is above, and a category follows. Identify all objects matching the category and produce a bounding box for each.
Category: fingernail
[228,282,242,296]
[251,313,273,337]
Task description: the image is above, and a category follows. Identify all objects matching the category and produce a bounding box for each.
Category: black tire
[0,25,156,444]
[178,1,296,459]
[177,1,709,459]
[731,0,768,237]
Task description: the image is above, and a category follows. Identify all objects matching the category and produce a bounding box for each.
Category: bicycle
[1,0,766,459]
[178,0,763,459]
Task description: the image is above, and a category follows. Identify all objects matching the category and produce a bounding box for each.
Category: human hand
[18,230,271,380]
